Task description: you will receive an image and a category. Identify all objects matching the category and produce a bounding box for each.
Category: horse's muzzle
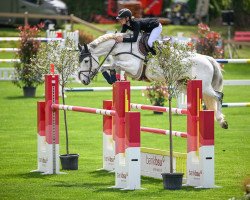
[81,79,90,85]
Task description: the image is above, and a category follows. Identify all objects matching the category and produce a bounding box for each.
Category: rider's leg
[148,23,163,48]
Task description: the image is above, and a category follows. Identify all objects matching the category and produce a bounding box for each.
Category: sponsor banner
[141,152,176,179]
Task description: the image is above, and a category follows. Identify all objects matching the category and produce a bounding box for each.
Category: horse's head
[78,43,99,85]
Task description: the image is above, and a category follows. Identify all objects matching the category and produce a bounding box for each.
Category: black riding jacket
[121,18,160,43]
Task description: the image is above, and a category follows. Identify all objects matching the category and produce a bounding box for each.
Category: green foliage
[221,0,250,12]
[149,41,194,97]
[31,38,79,87]
[213,0,250,28]
[12,24,45,88]
[62,0,104,20]
[0,62,250,198]
[145,82,168,106]
[194,23,224,58]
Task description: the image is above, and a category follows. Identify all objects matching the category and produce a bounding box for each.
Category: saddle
[138,33,156,56]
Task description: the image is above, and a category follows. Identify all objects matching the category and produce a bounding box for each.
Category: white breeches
[148,23,162,48]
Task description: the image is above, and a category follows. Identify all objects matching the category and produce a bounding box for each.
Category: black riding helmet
[116,8,132,20]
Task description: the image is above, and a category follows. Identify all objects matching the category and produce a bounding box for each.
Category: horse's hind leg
[203,88,228,129]
[215,91,228,129]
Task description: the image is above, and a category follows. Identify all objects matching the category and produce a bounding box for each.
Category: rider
[115,8,162,53]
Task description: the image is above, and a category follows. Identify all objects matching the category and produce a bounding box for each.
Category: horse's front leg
[100,63,117,85]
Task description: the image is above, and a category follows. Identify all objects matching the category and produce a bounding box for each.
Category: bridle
[78,43,118,83]
[78,44,99,83]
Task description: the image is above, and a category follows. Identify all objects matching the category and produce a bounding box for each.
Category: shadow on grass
[3,171,52,180]
[89,169,115,178]
[53,181,112,188]
[5,171,209,193]
[5,95,44,100]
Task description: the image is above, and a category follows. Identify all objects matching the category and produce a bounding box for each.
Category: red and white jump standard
[33,75,60,174]
[34,74,141,189]
[34,73,215,189]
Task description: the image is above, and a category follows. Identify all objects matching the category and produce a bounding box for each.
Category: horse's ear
[78,43,82,51]
[83,43,89,53]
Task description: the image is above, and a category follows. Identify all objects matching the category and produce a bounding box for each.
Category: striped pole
[131,103,187,115]
[216,59,250,64]
[52,104,116,116]
[64,86,152,92]
[222,102,250,107]
[141,126,187,138]
[65,87,113,92]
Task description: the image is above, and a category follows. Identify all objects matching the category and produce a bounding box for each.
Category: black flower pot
[161,173,184,190]
[23,86,36,97]
[153,111,163,114]
[60,154,79,170]
[153,103,164,114]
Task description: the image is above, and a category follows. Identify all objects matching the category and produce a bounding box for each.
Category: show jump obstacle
[34,74,215,190]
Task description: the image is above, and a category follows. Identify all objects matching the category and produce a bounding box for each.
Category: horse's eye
[84,60,89,63]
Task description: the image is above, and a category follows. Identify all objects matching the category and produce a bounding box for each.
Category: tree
[149,41,194,176]
[31,38,79,155]
[215,0,250,28]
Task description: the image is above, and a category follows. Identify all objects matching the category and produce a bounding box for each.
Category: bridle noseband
[78,48,99,83]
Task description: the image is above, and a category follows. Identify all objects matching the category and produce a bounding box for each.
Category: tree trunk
[168,95,173,173]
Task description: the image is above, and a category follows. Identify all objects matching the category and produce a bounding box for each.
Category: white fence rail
[0,68,79,81]
[0,68,15,81]
[177,80,250,109]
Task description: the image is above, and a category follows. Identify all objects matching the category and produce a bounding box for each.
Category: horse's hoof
[221,121,228,129]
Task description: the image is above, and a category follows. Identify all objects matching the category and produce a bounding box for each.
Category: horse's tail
[206,56,224,92]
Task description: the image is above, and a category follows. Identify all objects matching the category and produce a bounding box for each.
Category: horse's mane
[89,33,128,48]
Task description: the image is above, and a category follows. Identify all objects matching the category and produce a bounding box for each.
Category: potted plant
[31,38,79,170]
[145,81,168,114]
[149,41,194,190]
[12,24,45,97]
[193,23,224,59]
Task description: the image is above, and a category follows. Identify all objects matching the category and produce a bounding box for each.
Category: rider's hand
[115,36,123,43]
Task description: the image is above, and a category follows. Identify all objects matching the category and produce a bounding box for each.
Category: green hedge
[62,0,105,21]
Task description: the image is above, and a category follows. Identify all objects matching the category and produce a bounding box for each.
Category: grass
[0,25,250,200]
[0,65,250,200]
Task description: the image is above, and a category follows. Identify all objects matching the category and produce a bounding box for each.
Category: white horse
[77,33,228,129]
